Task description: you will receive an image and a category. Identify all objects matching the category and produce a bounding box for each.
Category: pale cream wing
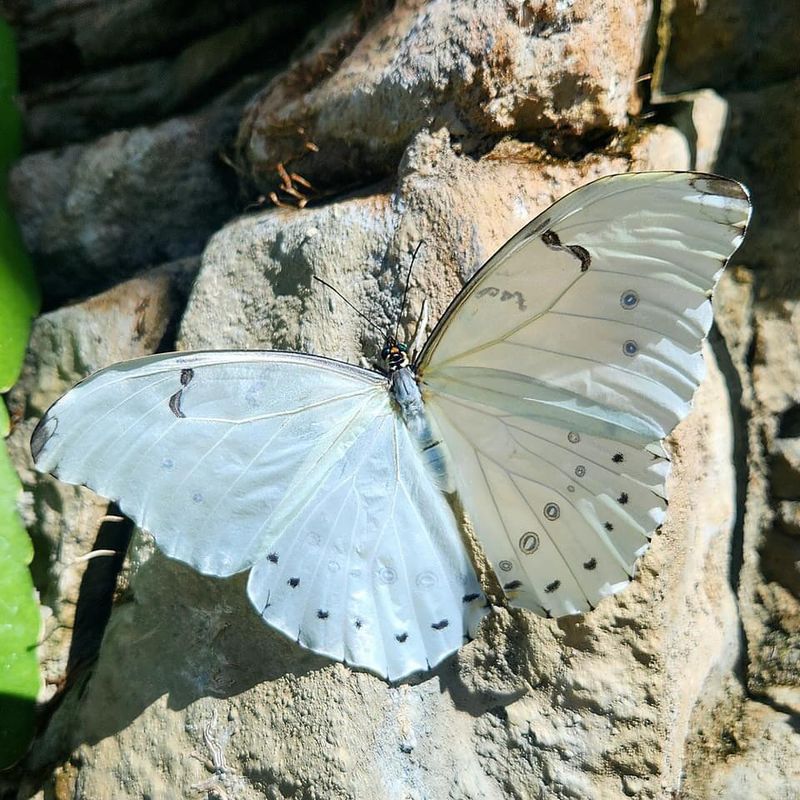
[417,172,751,616]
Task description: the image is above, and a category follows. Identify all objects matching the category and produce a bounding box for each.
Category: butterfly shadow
[33,553,538,780]
[41,549,334,755]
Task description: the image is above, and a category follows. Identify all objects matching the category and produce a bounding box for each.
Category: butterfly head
[381,338,409,372]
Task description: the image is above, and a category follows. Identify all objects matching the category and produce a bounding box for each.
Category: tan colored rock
[237,0,652,193]
[675,64,800,792]
[684,700,800,800]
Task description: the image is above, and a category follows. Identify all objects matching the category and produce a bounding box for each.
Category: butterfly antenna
[394,241,424,342]
[312,275,387,339]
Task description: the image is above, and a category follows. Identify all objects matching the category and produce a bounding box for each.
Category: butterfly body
[31,172,752,680]
[389,364,454,492]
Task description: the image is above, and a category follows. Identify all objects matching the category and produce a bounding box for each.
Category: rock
[775,501,800,538]
[655,0,800,95]
[8,0,268,73]
[19,4,313,148]
[8,77,256,306]
[684,701,800,800]
[651,90,730,173]
[673,59,800,794]
[236,0,651,193]
[6,257,198,695]
[716,77,800,287]
[770,440,800,501]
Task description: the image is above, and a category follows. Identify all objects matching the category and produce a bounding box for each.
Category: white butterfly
[31,172,751,681]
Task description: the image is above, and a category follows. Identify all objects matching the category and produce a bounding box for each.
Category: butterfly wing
[32,351,485,680]
[416,172,751,616]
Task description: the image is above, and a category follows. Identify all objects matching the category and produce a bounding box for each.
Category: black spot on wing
[618,492,629,505]
[431,619,449,631]
[612,453,624,463]
[545,580,561,593]
[503,580,523,591]
[567,244,591,271]
[604,522,614,532]
[583,558,597,570]
[317,610,329,620]
[169,369,195,418]
[462,593,480,603]
[267,553,279,564]
[541,230,561,247]
[396,632,408,643]
[168,391,184,418]
[288,577,300,588]
[541,229,591,271]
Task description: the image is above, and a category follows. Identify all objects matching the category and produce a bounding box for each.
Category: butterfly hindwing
[246,411,486,680]
[417,172,751,615]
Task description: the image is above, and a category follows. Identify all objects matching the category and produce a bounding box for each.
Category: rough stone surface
[8,77,257,306]
[5,0,267,72]
[237,0,652,194]
[651,15,800,796]
[6,258,198,697]
[4,0,799,797]
[655,0,800,95]
[17,4,312,149]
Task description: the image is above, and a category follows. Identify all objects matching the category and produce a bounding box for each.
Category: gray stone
[8,0,266,69]
[655,0,800,95]
[9,77,258,306]
[19,4,312,148]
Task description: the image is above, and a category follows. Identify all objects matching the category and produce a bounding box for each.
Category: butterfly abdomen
[391,367,455,492]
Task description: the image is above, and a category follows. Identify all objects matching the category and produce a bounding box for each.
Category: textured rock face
[237,0,651,193]
[4,0,798,798]
[655,0,800,94]
[8,78,253,306]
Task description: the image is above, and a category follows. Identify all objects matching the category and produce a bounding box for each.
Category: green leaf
[0,205,38,392]
[0,17,41,769]
[0,439,40,769]
[0,18,39,392]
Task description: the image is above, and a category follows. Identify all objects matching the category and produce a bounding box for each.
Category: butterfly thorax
[381,338,409,372]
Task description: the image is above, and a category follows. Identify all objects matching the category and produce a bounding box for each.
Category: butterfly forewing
[417,172,751,615]
[32,350,486,679]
